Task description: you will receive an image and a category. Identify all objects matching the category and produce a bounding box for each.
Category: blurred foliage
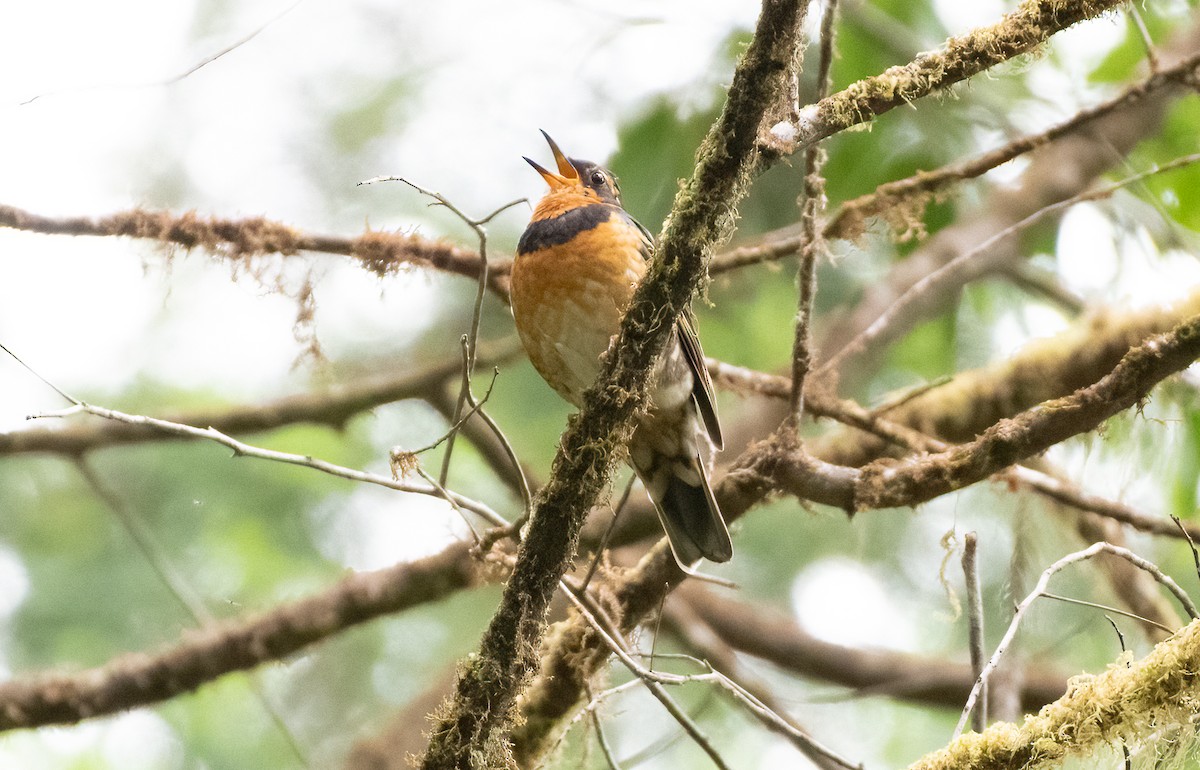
[7,1,1200,769]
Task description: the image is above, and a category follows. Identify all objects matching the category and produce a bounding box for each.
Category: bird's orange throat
[530,187,601,221]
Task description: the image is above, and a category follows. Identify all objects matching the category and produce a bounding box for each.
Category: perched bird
[511,131,732,567]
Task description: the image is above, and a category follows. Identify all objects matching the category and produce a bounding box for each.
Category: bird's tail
[649,456,733,567]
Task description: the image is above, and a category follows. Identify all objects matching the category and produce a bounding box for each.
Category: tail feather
[654,459,732,566]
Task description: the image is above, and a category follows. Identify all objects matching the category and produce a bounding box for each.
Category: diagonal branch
[418,1,810,766]
[768,0,1130,155]
[513,306,1200,763]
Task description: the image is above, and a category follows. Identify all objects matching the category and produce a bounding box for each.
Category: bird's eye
[590,171,606,186]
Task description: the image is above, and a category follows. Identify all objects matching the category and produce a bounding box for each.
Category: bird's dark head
[523,130,622,205]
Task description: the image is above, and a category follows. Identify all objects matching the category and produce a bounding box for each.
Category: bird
[510,130,732,568]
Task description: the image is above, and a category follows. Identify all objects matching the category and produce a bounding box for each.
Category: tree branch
[0,540,486,731]
[768,0,1129,155]
[0,203,510,295]
[0,344,518,457]
[512,305,1200,762]
[418,2,810,766]
[910,617,1200,768]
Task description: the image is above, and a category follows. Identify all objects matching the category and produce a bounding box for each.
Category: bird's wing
[676,309,722,449]
[625,210,723,450]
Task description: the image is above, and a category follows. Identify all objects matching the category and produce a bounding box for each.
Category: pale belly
[512,254,642,406]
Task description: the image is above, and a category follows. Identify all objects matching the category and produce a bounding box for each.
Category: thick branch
[0,540,484,731]
[418,3,809,767]
[848,313,1200,509]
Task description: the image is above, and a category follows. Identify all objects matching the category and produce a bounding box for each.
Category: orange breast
[511,215,648,405]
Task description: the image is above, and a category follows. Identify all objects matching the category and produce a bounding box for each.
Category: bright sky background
[0,1,1194,767]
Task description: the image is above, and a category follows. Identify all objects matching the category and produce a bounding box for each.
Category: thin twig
[360,177,524,488]
[1040,592,1175,635]
[74,459,312,767]
[1128,5,1160,74]
[962,532,986,733]
[561,586,733,770]
[953,541,1196,739]
[788,0,839,420]
[28,402,507,528]
[581,475,636,591]
[463,369,533,515]
[18,2,303,106]
[817,152,1200,381]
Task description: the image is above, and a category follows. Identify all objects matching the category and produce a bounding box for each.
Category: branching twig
[359,177,524,488]
[954,541,1197,739]
[561,587,733,770]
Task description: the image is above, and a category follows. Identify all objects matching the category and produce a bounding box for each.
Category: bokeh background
[3,0,1200,767]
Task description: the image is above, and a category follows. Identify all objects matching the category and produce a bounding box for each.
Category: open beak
[523,157,573,190]
[525,130,580,190]
[540,130,578,179]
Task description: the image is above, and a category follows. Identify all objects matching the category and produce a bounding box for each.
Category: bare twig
[28,402,506,527]
[18,2,303,105]
[562,586,733,770]
[954,542,1196,739]
[359,177,524,488]
[1039,592,1174,635]
[962,532,986,733]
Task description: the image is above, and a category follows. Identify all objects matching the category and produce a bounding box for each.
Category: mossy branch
[777,0,1129,153]
[417,1,809,767]
[909,618,1200,769]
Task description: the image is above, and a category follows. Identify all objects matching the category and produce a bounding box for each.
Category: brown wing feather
[622,210,723,451]
[676,311,722,450]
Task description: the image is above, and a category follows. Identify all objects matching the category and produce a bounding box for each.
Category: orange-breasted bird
[511,131,732,567]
